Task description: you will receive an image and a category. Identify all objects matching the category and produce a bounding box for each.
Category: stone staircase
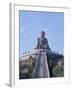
[31,49,50,78]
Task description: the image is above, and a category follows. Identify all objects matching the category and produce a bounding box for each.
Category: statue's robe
[36,37,50,50]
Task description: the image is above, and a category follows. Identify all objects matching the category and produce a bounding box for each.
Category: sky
[19,10,64,57]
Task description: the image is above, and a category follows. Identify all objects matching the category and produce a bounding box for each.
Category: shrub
[52,65,64,77]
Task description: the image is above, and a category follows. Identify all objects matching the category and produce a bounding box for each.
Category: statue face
[41,31,45,37]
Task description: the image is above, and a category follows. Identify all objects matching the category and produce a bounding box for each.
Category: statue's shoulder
[44,37,48,41]
[38,37,48,41]
[38,37,40,39]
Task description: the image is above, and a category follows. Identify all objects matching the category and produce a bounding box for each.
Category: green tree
[52,65,64,77]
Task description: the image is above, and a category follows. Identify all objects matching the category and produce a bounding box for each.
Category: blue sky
[19,10,64,57]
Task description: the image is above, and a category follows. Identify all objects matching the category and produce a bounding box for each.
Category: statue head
[40,31,45,38]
